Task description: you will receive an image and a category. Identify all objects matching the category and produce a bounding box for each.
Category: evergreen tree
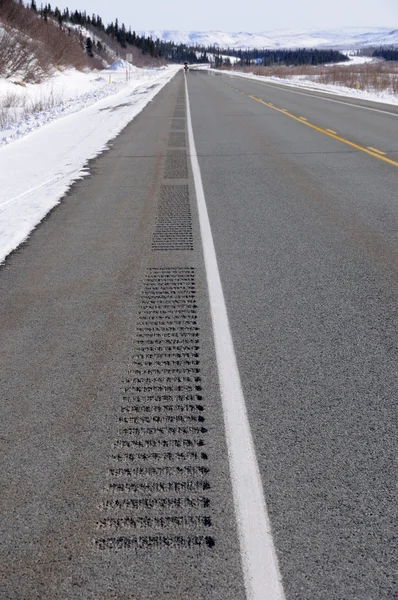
[85,37,93,57]
[373,47,398,61]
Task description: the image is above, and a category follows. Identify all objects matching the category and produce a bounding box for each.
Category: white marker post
[126,53,133,82]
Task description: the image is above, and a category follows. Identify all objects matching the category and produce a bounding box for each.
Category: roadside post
[126,53,133,81]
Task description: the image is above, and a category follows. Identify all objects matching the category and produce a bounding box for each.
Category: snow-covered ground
[329,52,375,66]
[0,62,159,147]
[0,64,179,263]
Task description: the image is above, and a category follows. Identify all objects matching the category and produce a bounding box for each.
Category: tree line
[26,2,353,67]
[142,42,348,67]
[210,48,348,67]
[372,47,398,61]
[30,2,158,56]
[142,41,348,66]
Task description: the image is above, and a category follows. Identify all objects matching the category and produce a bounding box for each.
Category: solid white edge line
[184,74,286,600]
[222,71,398,117]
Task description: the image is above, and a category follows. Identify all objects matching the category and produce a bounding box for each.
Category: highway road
[1,70,397,599]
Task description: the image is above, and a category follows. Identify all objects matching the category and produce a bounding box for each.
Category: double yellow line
[248,95,398,168]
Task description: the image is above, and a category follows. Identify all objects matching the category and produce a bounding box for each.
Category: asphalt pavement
[187,69,397,599]
[1,69,397,599]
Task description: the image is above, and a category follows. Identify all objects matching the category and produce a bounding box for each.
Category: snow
[107,59,138,71]
[67,22,118,61]
[141,27,398,50]
[325,52,376,67]
[0,65,179,263]
[341,53,375,65]
[0,67,151,146]
[195,51,239,64]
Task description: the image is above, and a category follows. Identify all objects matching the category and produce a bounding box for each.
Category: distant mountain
[140,27,398,50]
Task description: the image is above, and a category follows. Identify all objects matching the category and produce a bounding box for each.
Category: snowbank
[0,65,179,263]
[0,66,157,146]
[212,68,398,106]
[107,59,138,71]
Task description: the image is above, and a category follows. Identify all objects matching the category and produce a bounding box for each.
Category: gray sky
[50,0,398,32]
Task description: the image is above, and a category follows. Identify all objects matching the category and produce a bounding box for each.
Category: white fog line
[185,75,286,600]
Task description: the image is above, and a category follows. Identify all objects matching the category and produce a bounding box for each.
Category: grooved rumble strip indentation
[164,150,188,179]
[152,185,193,251]
[95,268,215,551]
[171,119,186,131]
[168,132,186,147]
[173,109,186,119]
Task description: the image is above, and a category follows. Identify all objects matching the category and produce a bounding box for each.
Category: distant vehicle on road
[184,62,189,72]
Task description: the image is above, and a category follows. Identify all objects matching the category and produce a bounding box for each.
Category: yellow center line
[248,95,398,167]
[367,146,386,155]
[326,129,337,134]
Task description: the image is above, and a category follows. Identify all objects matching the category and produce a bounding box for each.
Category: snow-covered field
[0,63,179,263]
[330,53,375,66]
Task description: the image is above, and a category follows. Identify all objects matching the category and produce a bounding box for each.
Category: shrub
[0,0,87,81]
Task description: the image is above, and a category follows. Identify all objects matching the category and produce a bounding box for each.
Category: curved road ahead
[1,71,397,599]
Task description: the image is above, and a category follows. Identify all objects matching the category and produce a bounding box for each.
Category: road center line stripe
[185,76,286,600]
[367,146,386,155]
[248,95,398,167]
[326,129,337,134]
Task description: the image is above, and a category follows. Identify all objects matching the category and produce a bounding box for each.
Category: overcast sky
[51,0,398,32]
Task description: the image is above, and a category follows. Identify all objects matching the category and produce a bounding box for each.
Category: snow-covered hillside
[141,27,398,50]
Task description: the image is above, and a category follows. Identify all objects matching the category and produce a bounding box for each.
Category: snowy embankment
[0,64,179,263]
[222,70,398,106]
[0,61,165,146]
[208,59,398,106]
